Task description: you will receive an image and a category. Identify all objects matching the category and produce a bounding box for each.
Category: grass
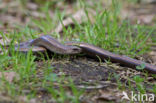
[0,0,156,102]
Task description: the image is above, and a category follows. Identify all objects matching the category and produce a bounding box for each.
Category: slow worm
[15,35,156,74]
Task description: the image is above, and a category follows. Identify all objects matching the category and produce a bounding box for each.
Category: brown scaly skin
[65,42,156,74]
[16,35,156,74]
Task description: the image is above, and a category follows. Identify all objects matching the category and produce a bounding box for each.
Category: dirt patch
[33,56,156,103]
[52,58,115,83]
[35,57,121,103]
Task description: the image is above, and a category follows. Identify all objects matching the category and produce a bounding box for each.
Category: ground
[0,0,156,103]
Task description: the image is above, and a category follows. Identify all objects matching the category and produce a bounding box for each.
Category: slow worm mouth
[71,47,82,53]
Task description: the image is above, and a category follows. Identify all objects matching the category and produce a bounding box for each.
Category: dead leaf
[18,96,37,103]
[121,3,156,25]
[30,11,46,18]
[52,9,95,33]
[0,72,19,83]
[149,51,156,64]
[92,89,122,102]
[27,3,38,10]
[137,14,154,24]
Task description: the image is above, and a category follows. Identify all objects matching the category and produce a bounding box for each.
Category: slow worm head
[15,40,46,53]
[30,35,82,54]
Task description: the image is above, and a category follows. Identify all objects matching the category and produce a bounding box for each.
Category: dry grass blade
[0,35,10,46]
[0,35,11,54]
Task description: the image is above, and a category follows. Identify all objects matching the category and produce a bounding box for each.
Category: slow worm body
[15,35,156,74]
[65,42,156,74]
